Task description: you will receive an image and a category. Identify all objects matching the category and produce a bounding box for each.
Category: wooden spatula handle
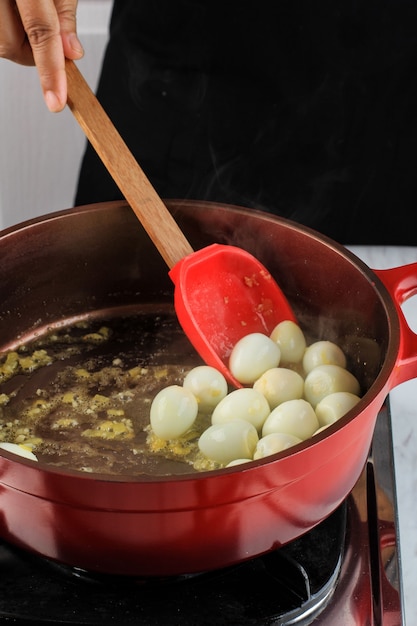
[65,59,194,269]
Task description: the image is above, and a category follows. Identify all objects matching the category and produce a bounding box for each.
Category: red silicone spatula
[65,60,296,387]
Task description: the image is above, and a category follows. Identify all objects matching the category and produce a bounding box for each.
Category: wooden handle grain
[65,59,194,268]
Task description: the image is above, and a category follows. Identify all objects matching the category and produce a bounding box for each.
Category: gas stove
[0,402,403,625]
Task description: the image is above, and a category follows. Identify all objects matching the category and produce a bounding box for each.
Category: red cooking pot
[0,199,416,576]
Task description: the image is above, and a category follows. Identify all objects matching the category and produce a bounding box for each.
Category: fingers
[12,0,83,112]
[58,0,84,61]
[0,0,34,65]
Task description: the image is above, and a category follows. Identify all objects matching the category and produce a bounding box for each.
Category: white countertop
[347,245,417,626]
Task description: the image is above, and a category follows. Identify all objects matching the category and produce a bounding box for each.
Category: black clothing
[75,0,417,245]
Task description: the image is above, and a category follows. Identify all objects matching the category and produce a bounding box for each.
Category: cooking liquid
[0,312,217,476]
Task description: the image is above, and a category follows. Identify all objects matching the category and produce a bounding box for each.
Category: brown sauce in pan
[0,313,216,476]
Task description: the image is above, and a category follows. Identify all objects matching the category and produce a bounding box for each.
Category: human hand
[0,0,83,112]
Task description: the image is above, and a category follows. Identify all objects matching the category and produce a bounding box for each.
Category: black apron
[75,0,417,245]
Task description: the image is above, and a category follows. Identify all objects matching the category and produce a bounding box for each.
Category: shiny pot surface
[0,200,416,576]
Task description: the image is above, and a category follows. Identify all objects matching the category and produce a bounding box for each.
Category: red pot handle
[373,263,417,387]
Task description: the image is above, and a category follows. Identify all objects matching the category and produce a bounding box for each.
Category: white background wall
[0,0,112,229]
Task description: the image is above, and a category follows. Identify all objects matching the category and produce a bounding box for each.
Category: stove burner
[0,504,345,625]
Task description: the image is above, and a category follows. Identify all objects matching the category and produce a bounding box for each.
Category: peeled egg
[253,367,304,409]
[183,365,228,412]
[304,364,360,408]
[0,442,38,461]
[150,385,198,440]
[269,320,306,363]
[253,432,302,459]
[313,425,331,435]
[211,387,271,432]
[226,458,253,467]
[262,399,319,440]
[315,391,361,426]
[198,419,259,465]
[229,333,281,384]
[303,341,347,374]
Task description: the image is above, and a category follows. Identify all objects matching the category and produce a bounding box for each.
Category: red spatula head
[169,244,297,387]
